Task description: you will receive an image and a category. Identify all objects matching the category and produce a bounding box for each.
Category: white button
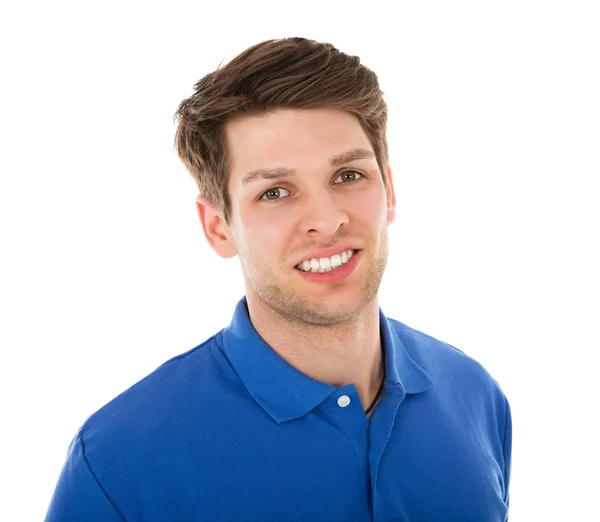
[337,395,351,407]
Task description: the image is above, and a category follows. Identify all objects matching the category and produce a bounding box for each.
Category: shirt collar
[220,296,433,423]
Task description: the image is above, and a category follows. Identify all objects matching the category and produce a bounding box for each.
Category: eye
[260,187,291,202]
[259,170,363,203]
[334,170,363,184]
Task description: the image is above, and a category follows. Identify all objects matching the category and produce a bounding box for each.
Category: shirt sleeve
[44,432,125,522]
[502,395,513,510]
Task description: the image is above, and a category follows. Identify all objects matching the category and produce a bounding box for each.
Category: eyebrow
[241,147,376,185]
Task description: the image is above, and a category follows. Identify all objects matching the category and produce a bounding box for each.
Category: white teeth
[319,258,332,270]
[296,249,356,272]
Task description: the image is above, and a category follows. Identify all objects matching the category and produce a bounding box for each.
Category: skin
[196,108,396,415]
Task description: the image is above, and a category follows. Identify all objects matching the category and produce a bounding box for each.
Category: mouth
[293,249,362,284]
[294,249,361,272]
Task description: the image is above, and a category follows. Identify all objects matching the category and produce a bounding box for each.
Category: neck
[245,293,385,412]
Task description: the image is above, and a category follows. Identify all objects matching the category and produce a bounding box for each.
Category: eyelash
[259,170,364,203]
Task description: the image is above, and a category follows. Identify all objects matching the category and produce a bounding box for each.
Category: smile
[295,249,358,273]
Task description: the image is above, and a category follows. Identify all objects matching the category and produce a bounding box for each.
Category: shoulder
[388,318,506,401]
[387,318,510,449]
[78,330,227,447]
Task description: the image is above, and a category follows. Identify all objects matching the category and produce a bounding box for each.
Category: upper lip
[294,244,360,266]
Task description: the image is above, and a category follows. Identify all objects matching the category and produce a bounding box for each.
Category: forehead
[225,109,375,185]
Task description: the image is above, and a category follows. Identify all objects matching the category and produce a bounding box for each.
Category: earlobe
[195,195,238,258]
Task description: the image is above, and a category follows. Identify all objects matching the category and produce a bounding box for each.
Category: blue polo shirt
[45,296,511,521]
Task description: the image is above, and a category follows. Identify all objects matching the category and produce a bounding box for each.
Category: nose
[299,191,350,236]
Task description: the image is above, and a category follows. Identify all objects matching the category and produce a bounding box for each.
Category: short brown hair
[174,37,389,226]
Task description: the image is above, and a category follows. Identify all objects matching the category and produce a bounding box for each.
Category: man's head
[175,38,396,325]
[175,37,390,227]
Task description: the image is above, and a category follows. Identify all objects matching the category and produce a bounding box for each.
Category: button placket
[327,386,370,508]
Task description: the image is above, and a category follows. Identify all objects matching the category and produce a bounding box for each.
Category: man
[45,37,512,521]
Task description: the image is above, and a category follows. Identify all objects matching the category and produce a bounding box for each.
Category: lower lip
[295,250,362,284]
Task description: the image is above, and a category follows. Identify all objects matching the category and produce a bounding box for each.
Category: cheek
[243,213,286,257]
[354,190,387,226]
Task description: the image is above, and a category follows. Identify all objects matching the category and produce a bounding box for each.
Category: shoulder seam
[389,318,465,354]
[158,329,224,367]
[78,433,127,522]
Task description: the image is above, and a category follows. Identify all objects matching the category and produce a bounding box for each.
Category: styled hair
[174,37,389,226]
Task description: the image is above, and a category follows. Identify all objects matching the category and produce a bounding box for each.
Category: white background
[1,1,598,520]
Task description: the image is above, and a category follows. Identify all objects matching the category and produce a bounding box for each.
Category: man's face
[221,108,395,326]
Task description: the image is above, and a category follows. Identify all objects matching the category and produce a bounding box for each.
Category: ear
[195,195,238,259]
[385,165,396,225]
